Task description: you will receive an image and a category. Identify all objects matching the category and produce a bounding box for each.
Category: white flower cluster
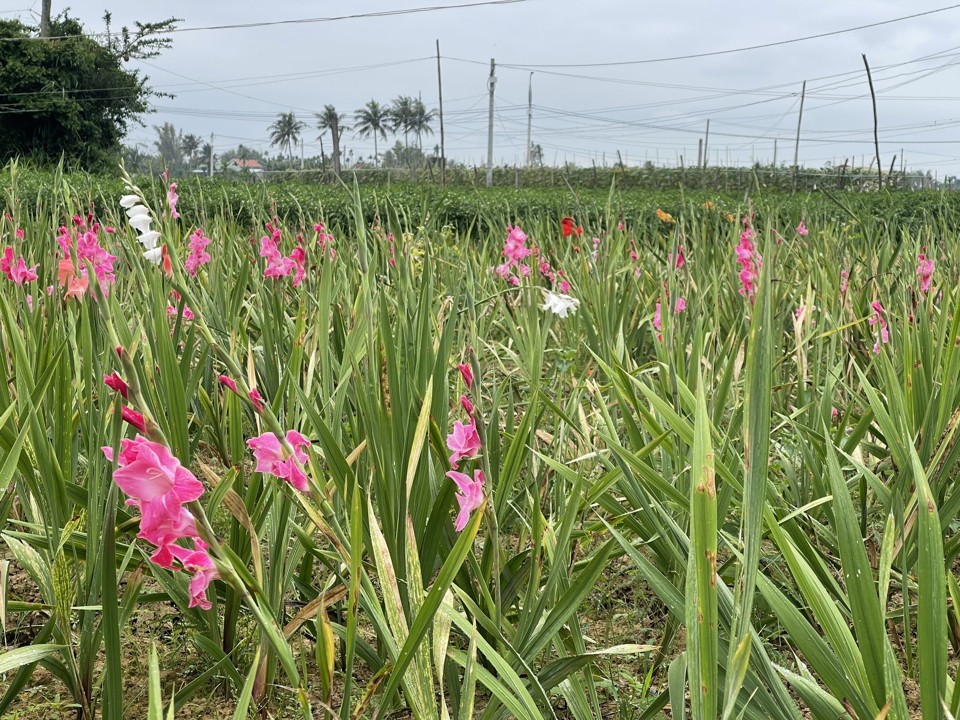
[542,290,580,318]
[119,193,162,265]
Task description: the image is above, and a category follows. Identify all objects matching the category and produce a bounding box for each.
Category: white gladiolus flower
[137,230,161,250]
[125,205,151,218]
[128,215,153,234]
[542,290,580,318]
[119,194,141,209]
[142,247,163,265]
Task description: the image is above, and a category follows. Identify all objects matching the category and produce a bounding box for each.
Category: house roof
[230,158,263,169]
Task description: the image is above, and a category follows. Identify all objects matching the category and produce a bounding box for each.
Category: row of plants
[1,162,958,235]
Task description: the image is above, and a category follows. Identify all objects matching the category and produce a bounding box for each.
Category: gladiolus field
[1,162,960,719]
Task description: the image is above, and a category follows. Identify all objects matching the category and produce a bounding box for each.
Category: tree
[353,100,390,167]
[0,12,179,168]
[268,111,306,162]
[316,105,349,176]
[409,97,437,159]
[388,96,416,151]
[200,142,214,175]
[153,122,184,173]
[182,133,202,169]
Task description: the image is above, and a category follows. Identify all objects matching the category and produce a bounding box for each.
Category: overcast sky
[10,0,960,177]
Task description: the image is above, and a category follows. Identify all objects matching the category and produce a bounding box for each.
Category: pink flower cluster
[869,301,889,354]
[260,223,306,287]
[736,223,761,303]
[56,221,117,299]
[494,226,533,286]
[0,247,37,286]
[917,252,934,295]
[104,436,219,609]
[315,222,336,260]
[446,356,485,532]
[162,172,180,220]
[796,220,808,236]
[247,430,311,492]
[653,296,686,342]
[184,229,211,276]
[167,290,195,320]
[538,256,571,294]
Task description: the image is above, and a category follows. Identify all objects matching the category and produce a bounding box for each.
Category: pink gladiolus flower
[0,247,12,280]
[248,388,265,412]
[169,540,219,610]
[674,297,686,314]
[735,231,761,303]
[445,469,485,532]
[122,406,147,433]
[167,304,195,320]
[917,253,934,295]
[219,375,266,412]
[247,431,311,492]
[869,301,889,353]
[458,362,473,389]
[831,406,839,421]
[840,270,849,296]
[446,419,481,467]
[9,257,38,285]
[65,275,89,300]
[669,246,685,269]
[460,394,474,418]
[108,435,205,568]
[104,372,129,399]
[14,228,24,240]
[184,229,211,276]
[796,220,808,236]
[167,183,180,220]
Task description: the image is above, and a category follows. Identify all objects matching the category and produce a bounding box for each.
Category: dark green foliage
[0,14,173,169]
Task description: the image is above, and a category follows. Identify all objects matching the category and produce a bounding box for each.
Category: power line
[0,0,538,42]
[496,3,960,68]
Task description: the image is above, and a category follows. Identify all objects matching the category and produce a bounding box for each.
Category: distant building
[227,158,264,175]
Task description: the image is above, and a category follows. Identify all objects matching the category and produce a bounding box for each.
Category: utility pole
[793,80,806,191]
[486,58,496,188]
[526,72,533,168]
[702,119,710,172]
[701,120,710,189]
[208,133,214,177]
[40,0,51,37]
[436,40,446,186]
[862,54,882,190]
[300,138,304,170]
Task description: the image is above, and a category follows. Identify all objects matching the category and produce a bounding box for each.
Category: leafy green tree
[316,105,349,176]
[353,100,390,167]
[268,111,306,162]
[0,12,178,168]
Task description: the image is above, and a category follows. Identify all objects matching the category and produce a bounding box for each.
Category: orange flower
[656,209,674,224]
[704,201,715,210]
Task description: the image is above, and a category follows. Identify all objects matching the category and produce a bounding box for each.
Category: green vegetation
[0,161,958,719]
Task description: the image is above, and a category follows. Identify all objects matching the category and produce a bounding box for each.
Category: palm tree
[316,105,349,175]
[388,95,416,150]
[153,122,183,173]
[354,100,390,167]
[269,111,306,162]
[409,97,437,155]
[182,133,201,169]
[200,142,214,175]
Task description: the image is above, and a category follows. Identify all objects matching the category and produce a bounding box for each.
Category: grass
[0,159,958,719]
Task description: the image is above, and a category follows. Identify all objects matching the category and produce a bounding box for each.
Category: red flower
[561,217,583,238]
